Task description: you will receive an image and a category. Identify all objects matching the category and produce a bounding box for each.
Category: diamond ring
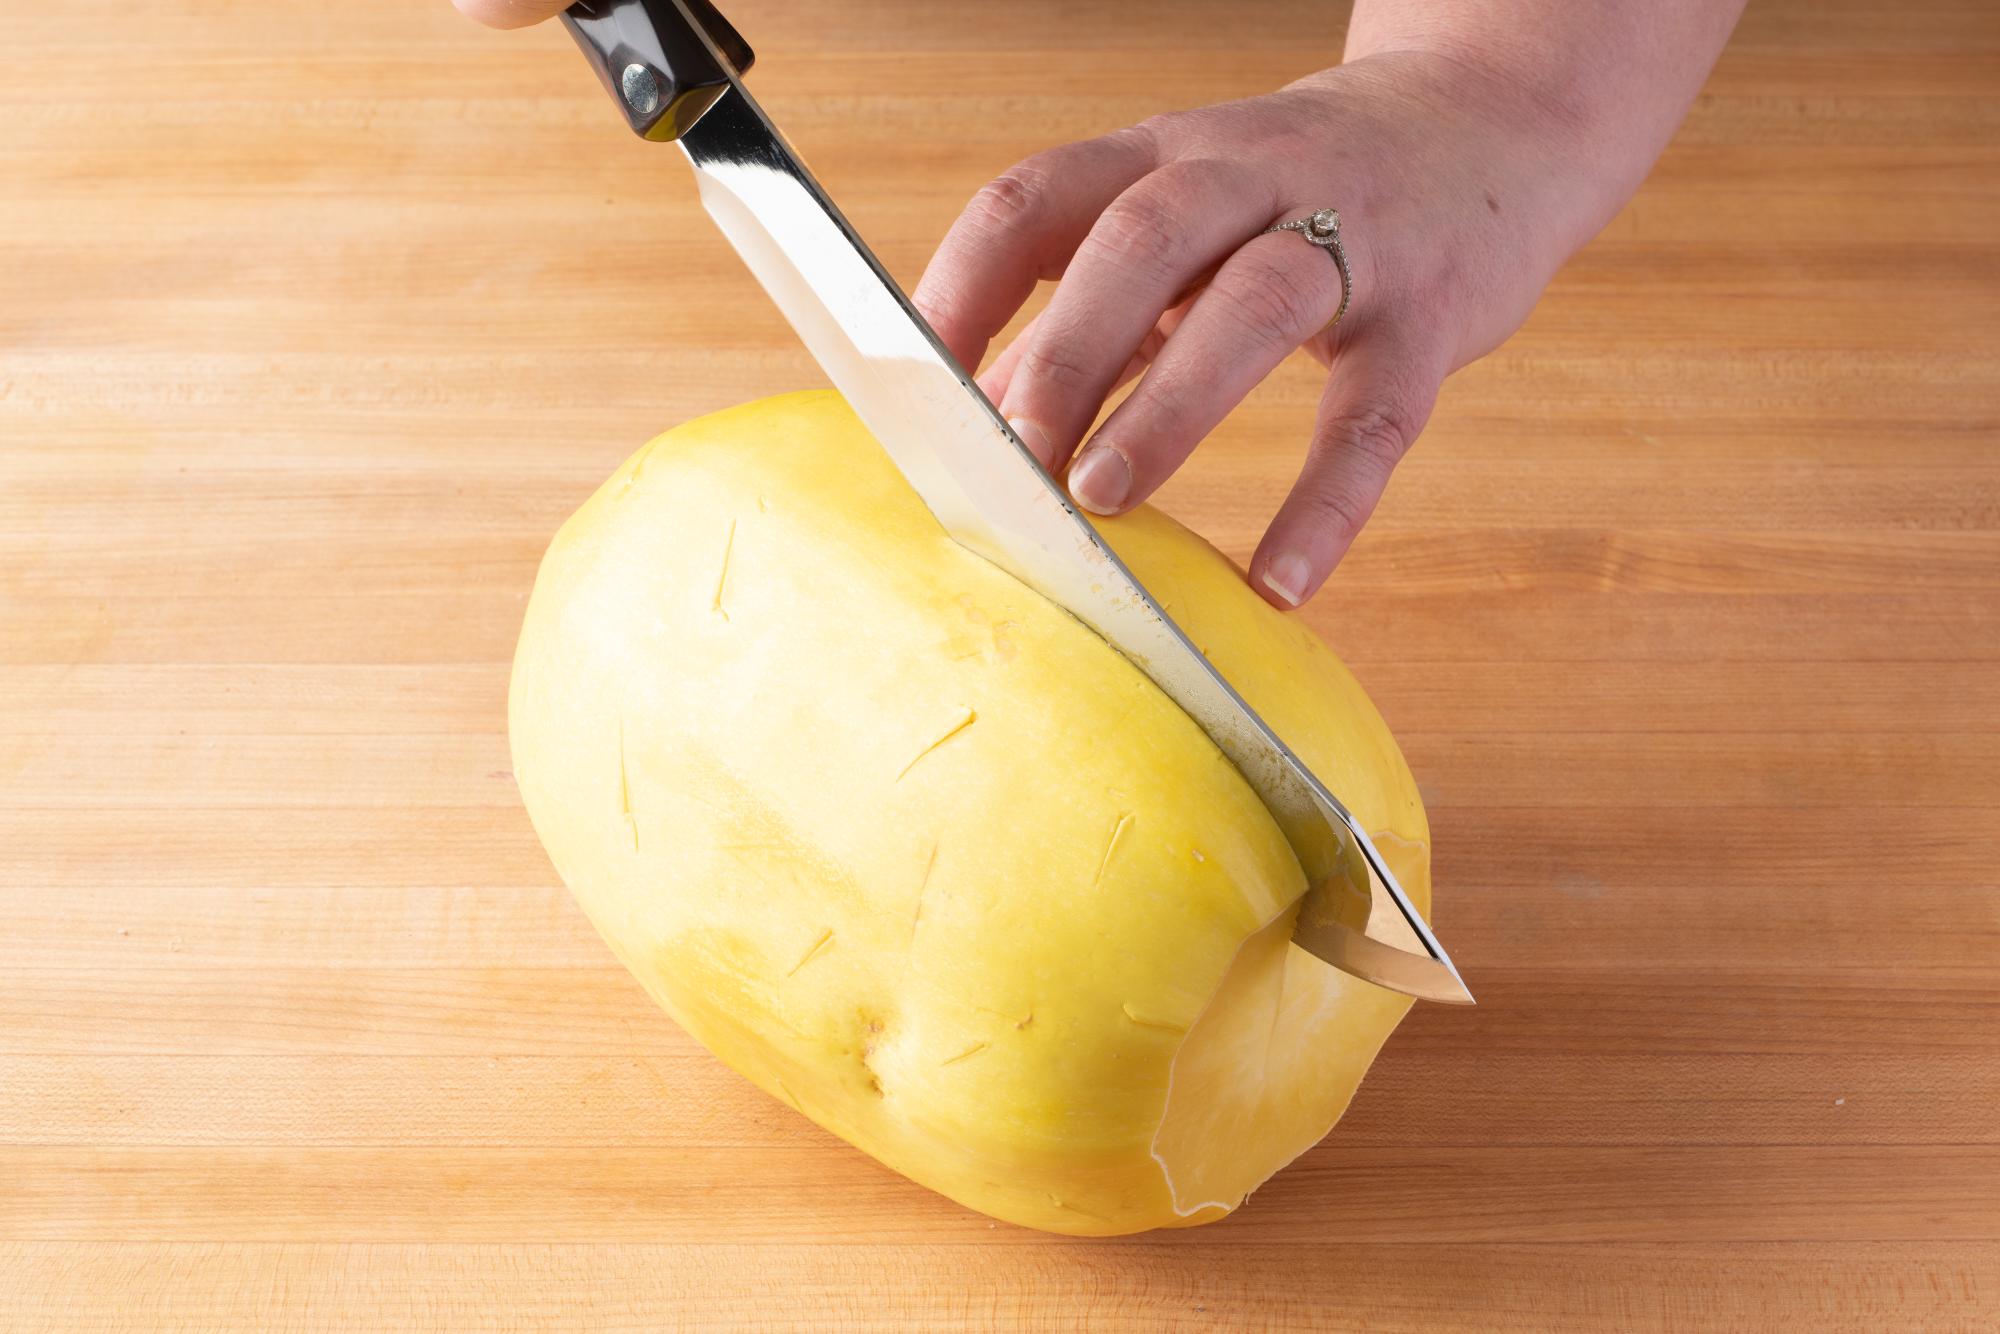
[1263,207,1352,328]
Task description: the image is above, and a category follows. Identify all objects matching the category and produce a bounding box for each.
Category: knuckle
[1213,254,1331,342]
[1084,186,1195,277]
[1297,479,1375,542]
[1016,335,1099,393]
[911,273,977,337]
[1321,399,1418,471]
[967,165,1049,235]
[1121,364,1200,432]
[1107,121,1164,160]
[1131,111,1183,146]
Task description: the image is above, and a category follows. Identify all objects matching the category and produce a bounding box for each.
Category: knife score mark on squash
[896,707,978,781]
[787,927,835,977]
[1121,1002,1188,1034]
[941,1040,989,1067]
[1047,1193,1117,1226]
[1091,811,1134,889]
[908,840,940,944]
[972,1002,1035,1030]
[623,438,661,490]
[711,519,737,621]
[617,716,638,851]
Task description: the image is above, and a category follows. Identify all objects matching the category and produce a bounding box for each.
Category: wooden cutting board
[3,1,1996,1328]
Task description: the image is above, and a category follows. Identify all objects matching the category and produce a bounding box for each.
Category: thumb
[453,0,571,29]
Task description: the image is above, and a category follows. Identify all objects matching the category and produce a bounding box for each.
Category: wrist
[1292,47,1633,263]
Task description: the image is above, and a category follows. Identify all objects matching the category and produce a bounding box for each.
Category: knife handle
[561,0,755,142]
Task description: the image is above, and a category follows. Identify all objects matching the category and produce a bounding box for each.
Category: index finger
[453,0,570,29]
[912,131,1156,374]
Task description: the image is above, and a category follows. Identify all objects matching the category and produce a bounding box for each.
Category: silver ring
[1264,207,1352,328]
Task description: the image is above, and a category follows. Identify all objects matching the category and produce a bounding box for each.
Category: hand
[453,0,567,26]
[915,51,1605,607]
[451,1,1734,607]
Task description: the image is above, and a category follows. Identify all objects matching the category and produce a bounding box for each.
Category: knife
[556,0,1473,1005]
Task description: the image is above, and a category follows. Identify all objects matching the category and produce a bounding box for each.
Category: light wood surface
[4,0,1997,1328]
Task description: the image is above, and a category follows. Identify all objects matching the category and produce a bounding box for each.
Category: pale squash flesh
[509,390,1430,1235]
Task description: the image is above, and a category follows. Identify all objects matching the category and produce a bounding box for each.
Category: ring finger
[914,132,1157,377]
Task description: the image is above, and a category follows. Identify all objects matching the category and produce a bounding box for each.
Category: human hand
[453,0,568,27]
[915,51,1614,607]
[452,1,1732,607]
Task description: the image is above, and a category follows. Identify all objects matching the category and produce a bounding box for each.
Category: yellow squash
[510,390,1430,1235]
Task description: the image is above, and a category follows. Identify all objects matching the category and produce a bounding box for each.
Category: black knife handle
[561,0,755,142]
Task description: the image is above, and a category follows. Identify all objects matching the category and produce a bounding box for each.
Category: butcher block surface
[3,0,1997,1328]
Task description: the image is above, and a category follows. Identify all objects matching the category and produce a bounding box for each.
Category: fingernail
[1260,552,1314,607]
[1068,446,1132,515]
[1007,417,1056,470]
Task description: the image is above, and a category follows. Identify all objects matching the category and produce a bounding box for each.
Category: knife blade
[558,0,1472,1004]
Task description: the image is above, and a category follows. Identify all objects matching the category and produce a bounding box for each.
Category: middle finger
[996,158,1276,472]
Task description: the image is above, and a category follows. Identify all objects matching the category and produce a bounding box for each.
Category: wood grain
[3,0,1997,1328]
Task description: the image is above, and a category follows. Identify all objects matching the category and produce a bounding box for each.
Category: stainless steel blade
[675,84,1471,1005]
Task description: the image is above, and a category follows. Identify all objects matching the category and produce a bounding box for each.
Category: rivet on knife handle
[561,0,754,142]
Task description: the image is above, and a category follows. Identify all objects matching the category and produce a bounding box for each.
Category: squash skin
[509,390,1429,1235]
